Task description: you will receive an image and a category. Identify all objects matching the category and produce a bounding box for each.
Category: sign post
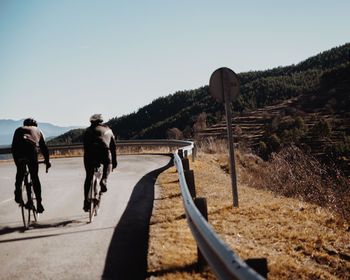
[209,67,240,207]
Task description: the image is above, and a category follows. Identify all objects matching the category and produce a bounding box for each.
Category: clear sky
[1,0,349,126]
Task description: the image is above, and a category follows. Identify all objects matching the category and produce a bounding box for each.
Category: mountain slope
[49,43,350,144]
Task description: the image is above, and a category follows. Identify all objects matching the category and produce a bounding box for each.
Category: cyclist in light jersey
[83,114,117,212]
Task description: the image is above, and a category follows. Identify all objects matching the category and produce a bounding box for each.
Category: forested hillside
[49,43,350,144]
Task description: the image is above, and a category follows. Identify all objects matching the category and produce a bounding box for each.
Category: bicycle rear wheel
[88,179,97,223]
[20,184,30,229]
[31,191,38,222]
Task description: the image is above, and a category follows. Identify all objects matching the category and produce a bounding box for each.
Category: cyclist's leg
[103,150,112,179]
[14,160,26,204]
[100,150,112,191]
[28,158,41,200]
[27,158,44,212]
[83,157,94,210]
[84,168,94,201]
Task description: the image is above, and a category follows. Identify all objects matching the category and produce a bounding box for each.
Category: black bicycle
[88,165,103,223]
[20,160,48,230]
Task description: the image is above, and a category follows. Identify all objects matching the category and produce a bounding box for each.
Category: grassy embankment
[147,139,350,280]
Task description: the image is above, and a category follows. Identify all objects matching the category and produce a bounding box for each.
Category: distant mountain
[0,119,82,145]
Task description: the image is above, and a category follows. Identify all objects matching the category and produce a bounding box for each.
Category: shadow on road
[0,217,84,235]
[30,218,86,229]
[0,225,115,244]
[0,225,26,235]
[0,215,87,239]
[103,156,173,280]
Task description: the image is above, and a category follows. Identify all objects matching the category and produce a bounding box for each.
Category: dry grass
[117,145,174,155]
[147,141,350,279]
[147,163,217,280]
[230,146,350,222]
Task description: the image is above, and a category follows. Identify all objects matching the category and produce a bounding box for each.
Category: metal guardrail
[0,146,11,154]
[0,139,194,155]
[174,142,265,280]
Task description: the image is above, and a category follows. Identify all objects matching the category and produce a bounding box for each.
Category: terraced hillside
[197,98,298,147]
[197,92,350,157]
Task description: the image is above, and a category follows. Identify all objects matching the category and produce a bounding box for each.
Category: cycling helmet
[89,114,103,123]
[23,118,38,127]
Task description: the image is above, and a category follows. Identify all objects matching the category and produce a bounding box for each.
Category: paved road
[0,155,172,280]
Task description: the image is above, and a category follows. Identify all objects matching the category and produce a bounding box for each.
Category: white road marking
[0,198,13,205]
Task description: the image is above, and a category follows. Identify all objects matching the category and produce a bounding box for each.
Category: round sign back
[209,67,240,103]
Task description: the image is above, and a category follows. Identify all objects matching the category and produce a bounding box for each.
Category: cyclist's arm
[39,131,50,164]
[110,133,117,168]
[83,128,93,151]
[11,128,21,158]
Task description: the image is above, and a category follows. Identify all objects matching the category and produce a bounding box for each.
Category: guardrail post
[178,149,184,159]
[184,170,196,198]
[182,157,197,198]
[245,258,269,278]
[194,197,208,270]
[181,158,190,171]
[192,143,196,162]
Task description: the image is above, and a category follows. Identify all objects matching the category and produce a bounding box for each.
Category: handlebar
[38,160,50,173]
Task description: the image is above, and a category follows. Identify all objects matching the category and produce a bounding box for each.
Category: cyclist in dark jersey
[11,118,51,213]
[83,114,117,212]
